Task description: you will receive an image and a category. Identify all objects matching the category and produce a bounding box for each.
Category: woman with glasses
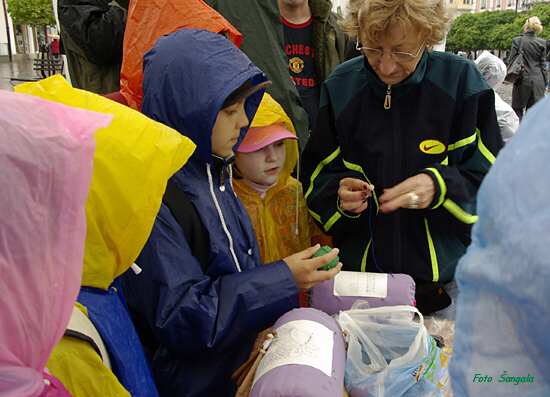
[301,0,503,318]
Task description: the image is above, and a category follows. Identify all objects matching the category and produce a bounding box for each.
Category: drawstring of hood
[228,163,234,191]
[206,162,242,272]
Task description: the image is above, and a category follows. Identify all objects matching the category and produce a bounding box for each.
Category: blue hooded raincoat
[121,29,300,397]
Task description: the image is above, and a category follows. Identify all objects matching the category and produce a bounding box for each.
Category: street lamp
[515,0,525,19]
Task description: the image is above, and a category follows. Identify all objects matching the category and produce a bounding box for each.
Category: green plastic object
[312,245,339,271]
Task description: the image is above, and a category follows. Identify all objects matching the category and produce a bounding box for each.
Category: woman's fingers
[339,178,374,213]
[379,174,435,213]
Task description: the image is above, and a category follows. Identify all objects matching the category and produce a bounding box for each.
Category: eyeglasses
[356,40,426,62]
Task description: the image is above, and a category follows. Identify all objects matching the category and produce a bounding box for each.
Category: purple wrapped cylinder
[249,308,345,397]
[309,271,416,316]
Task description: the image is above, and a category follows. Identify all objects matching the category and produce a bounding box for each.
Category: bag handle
[338,305,427,373]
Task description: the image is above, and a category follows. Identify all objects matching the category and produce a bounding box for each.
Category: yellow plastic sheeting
[15,75,196,290]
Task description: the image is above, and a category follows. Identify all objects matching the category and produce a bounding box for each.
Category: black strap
[162,178,211,273]
[64,329,103,360]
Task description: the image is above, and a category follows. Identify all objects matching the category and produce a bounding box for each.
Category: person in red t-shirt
[51,38,60,58]
[278,0,347,131]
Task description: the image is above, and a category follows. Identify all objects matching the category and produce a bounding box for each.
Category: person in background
[279,0,348,131]
[509,16,547,121]
[475,51,519,144]
[57,0,127,94]
[51,38,60,58]
[121,28,341,397]
[203,0,309,154]
[301,0,502,319]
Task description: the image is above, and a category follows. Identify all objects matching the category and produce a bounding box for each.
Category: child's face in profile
[212,99,249,158]
[235,140,287,186]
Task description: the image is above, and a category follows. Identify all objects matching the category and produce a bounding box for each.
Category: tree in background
[446,5,550,58]
[6,0,55,27]
[6,0,56,50]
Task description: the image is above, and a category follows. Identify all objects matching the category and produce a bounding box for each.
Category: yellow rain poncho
[232,93,329,270]
[15,75,195,397]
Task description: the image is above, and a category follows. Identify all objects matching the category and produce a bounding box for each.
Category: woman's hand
[338,178,375,214]
[284,244,342,292]
[378,173,435,214]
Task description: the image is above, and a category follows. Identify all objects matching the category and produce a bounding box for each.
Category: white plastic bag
[336,305,449,397]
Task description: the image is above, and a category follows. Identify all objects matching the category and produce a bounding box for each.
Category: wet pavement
[0,57,41,91]
[497,81,513,106]
[1,56,514,105]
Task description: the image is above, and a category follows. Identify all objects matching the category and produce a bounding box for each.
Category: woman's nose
[378,54,397,75]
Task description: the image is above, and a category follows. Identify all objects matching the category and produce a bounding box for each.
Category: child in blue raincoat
[121,28,342,397]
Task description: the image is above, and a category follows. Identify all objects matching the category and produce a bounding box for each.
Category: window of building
[481,0,487,8]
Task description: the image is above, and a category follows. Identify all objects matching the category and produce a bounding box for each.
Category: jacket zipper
[219,168,226,191]
[384,85,392,110]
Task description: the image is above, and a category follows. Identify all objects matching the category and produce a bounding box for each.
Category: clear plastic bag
[336,305,450,397]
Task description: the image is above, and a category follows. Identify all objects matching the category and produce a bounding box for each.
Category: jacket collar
[309,0,332,23]
[362,49,429,100]
[212,153,235,176]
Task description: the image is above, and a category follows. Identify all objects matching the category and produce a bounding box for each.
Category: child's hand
[338,178,374,214]
[283,244,342,292]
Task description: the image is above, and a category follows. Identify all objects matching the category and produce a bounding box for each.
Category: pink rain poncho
[0,91,112,396]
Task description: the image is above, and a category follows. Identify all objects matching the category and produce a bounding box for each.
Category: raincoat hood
[142,28,269,166]
[474,50,506,91]
[244,92,298,200]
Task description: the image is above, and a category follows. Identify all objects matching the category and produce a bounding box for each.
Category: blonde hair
[525,16,543,33]
[340,0,450,48]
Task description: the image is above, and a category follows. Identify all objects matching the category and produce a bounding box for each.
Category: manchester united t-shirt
[282,15,320,130]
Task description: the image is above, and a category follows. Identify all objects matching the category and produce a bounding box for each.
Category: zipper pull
[384,85,392,110]
[219,168,226,191]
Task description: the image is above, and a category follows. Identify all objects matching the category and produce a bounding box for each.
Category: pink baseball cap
[237,123,298,153]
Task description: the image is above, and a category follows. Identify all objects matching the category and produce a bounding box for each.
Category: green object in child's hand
[312,245,339,271]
